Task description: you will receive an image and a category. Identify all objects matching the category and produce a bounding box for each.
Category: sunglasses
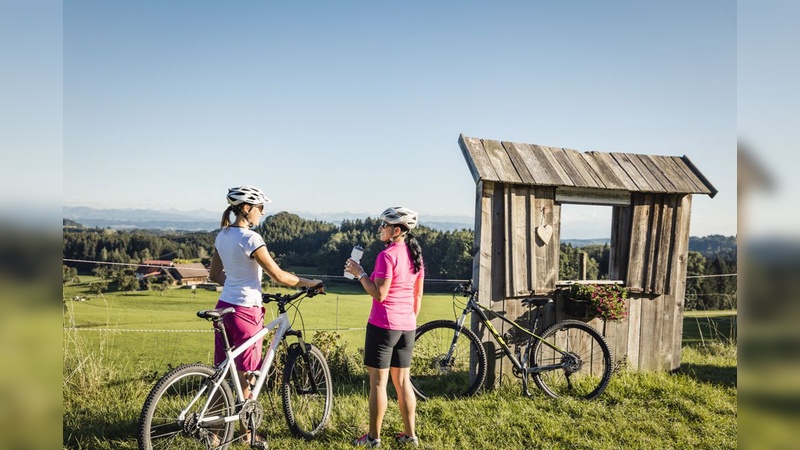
[380,222,393,229]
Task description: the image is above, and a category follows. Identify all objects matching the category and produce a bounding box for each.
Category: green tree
[88,281,107,297]
[63,265,80,284]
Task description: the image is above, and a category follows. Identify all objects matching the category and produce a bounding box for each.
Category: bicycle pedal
[252,441,268,449]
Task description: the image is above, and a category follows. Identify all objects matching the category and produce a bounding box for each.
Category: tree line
[63,214,736,309]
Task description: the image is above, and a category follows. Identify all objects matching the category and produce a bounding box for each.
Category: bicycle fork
[286,330,321,394]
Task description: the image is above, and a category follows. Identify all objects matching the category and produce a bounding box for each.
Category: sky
[57,1,736,238]
[738,1,800,240]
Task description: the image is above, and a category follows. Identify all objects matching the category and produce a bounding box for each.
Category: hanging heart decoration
[536,223,553,244]
[535,207,553,245]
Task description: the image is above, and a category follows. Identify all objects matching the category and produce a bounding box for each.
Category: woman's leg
[368,366,390,439]
[390,366,416,438]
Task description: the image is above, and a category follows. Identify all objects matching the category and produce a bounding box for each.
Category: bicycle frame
[454,293,568,374]
[182,309,296,428]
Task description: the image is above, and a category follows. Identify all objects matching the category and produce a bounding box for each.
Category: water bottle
[344,245,364,279]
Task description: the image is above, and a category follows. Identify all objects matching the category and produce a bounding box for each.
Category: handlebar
[262,283,326,304]
[455,280,476,297]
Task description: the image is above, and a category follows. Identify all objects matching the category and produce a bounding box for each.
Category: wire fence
[63,257,737,335]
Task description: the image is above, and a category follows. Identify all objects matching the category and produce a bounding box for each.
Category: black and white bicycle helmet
[380,206,419,230]
[226,185,271,206]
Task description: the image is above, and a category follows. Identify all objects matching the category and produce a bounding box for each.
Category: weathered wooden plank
[472,179,490,382]
[459,135,500,182]
[533,187,559,293]
[483,139,523,184]
[653,195,677,295]
[636,155,681,193]
[626,194,653,291]
[577,152,612,190]
[513,186,532,296]
[475,180,494,303]
[638,154,678,192]
[597,152,642,191]
[504,185,532,297]
[659,294,677,372]
[624,153,668,192]
[611,153,655,191]
[669,156,709,193]
[504,187,513,298]
[513,142,561,185]
[526,188,538,295]
[637,295,659,370]
[603,312,629,370]
[680,155,717,197]
[490,184,506,302]
[671,194,692,370]
[532,145,572,186]
[502,141,536,184]
[552,147,589,187]
[644,194,660,294]
[563,148,602,188]
[556,186,631,206]
[660,156,703,192]
[609,205,632,280]
[626,294,642,369]
[650,155,696,193]
[650,295,665,371]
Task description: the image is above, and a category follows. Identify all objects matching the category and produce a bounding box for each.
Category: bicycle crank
[239,399,264,432]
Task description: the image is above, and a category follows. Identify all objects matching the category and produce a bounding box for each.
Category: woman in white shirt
[209,185,322,442]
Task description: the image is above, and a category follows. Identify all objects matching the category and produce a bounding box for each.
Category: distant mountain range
[62,207,735,255]
[63,206,475,232]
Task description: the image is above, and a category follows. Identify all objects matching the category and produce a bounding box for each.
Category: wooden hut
[459,134,717,383]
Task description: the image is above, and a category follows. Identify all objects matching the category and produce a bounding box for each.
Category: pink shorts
[213,300,264,372]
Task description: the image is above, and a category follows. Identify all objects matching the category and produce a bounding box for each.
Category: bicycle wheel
[410,320,487,400]
[530,320,612,400]
[138,363,235,450]
[282,344,333,439]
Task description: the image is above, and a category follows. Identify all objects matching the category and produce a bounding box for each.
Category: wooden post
[579,252,587,280]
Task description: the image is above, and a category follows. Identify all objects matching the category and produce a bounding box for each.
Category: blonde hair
[220,205,236,228]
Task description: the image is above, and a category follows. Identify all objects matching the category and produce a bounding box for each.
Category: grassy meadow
[63,279,737,449]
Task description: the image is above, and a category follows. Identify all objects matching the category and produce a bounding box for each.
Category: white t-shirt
[215,226,266,307]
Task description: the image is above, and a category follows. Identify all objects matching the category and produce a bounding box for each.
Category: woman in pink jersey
[345,207,424,448]
[209,185,322,444]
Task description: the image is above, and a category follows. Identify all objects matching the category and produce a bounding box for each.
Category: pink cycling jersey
[368,241,424,331]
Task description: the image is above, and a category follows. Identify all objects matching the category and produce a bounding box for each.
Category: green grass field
[63,280,737,449]
[63,278,461,369]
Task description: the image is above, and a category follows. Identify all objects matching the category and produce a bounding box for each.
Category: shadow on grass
[677,362,736,388]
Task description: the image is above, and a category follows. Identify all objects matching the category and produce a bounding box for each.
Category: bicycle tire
[281,344,333,439]
[138,363,235,450]
[410,320,487,400]
[530,319,612,400]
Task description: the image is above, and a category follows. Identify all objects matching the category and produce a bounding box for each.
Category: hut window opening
[558,204,612,281]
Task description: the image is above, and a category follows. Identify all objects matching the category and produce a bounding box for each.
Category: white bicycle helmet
[380,206,419,230]
[226,185,271,206]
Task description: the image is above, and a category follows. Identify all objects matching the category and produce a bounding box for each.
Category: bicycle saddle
[196,307,236,320]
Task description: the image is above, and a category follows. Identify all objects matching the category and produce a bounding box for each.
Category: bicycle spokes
[531,320,612,400]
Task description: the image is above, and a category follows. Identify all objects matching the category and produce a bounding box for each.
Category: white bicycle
[137,284,332,449]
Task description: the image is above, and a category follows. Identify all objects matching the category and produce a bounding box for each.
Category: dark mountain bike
[411,280,612,401]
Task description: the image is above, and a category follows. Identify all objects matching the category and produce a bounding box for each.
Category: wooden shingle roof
[459,134,717,197]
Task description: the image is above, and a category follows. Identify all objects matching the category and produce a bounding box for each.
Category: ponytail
[220,206,234,228]
[405,232,424,274]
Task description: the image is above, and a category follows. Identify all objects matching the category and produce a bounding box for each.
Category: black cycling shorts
[363,322,415,369]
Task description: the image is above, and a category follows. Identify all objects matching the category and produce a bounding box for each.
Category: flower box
[563,296,593,319]
[562,283,629,322]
